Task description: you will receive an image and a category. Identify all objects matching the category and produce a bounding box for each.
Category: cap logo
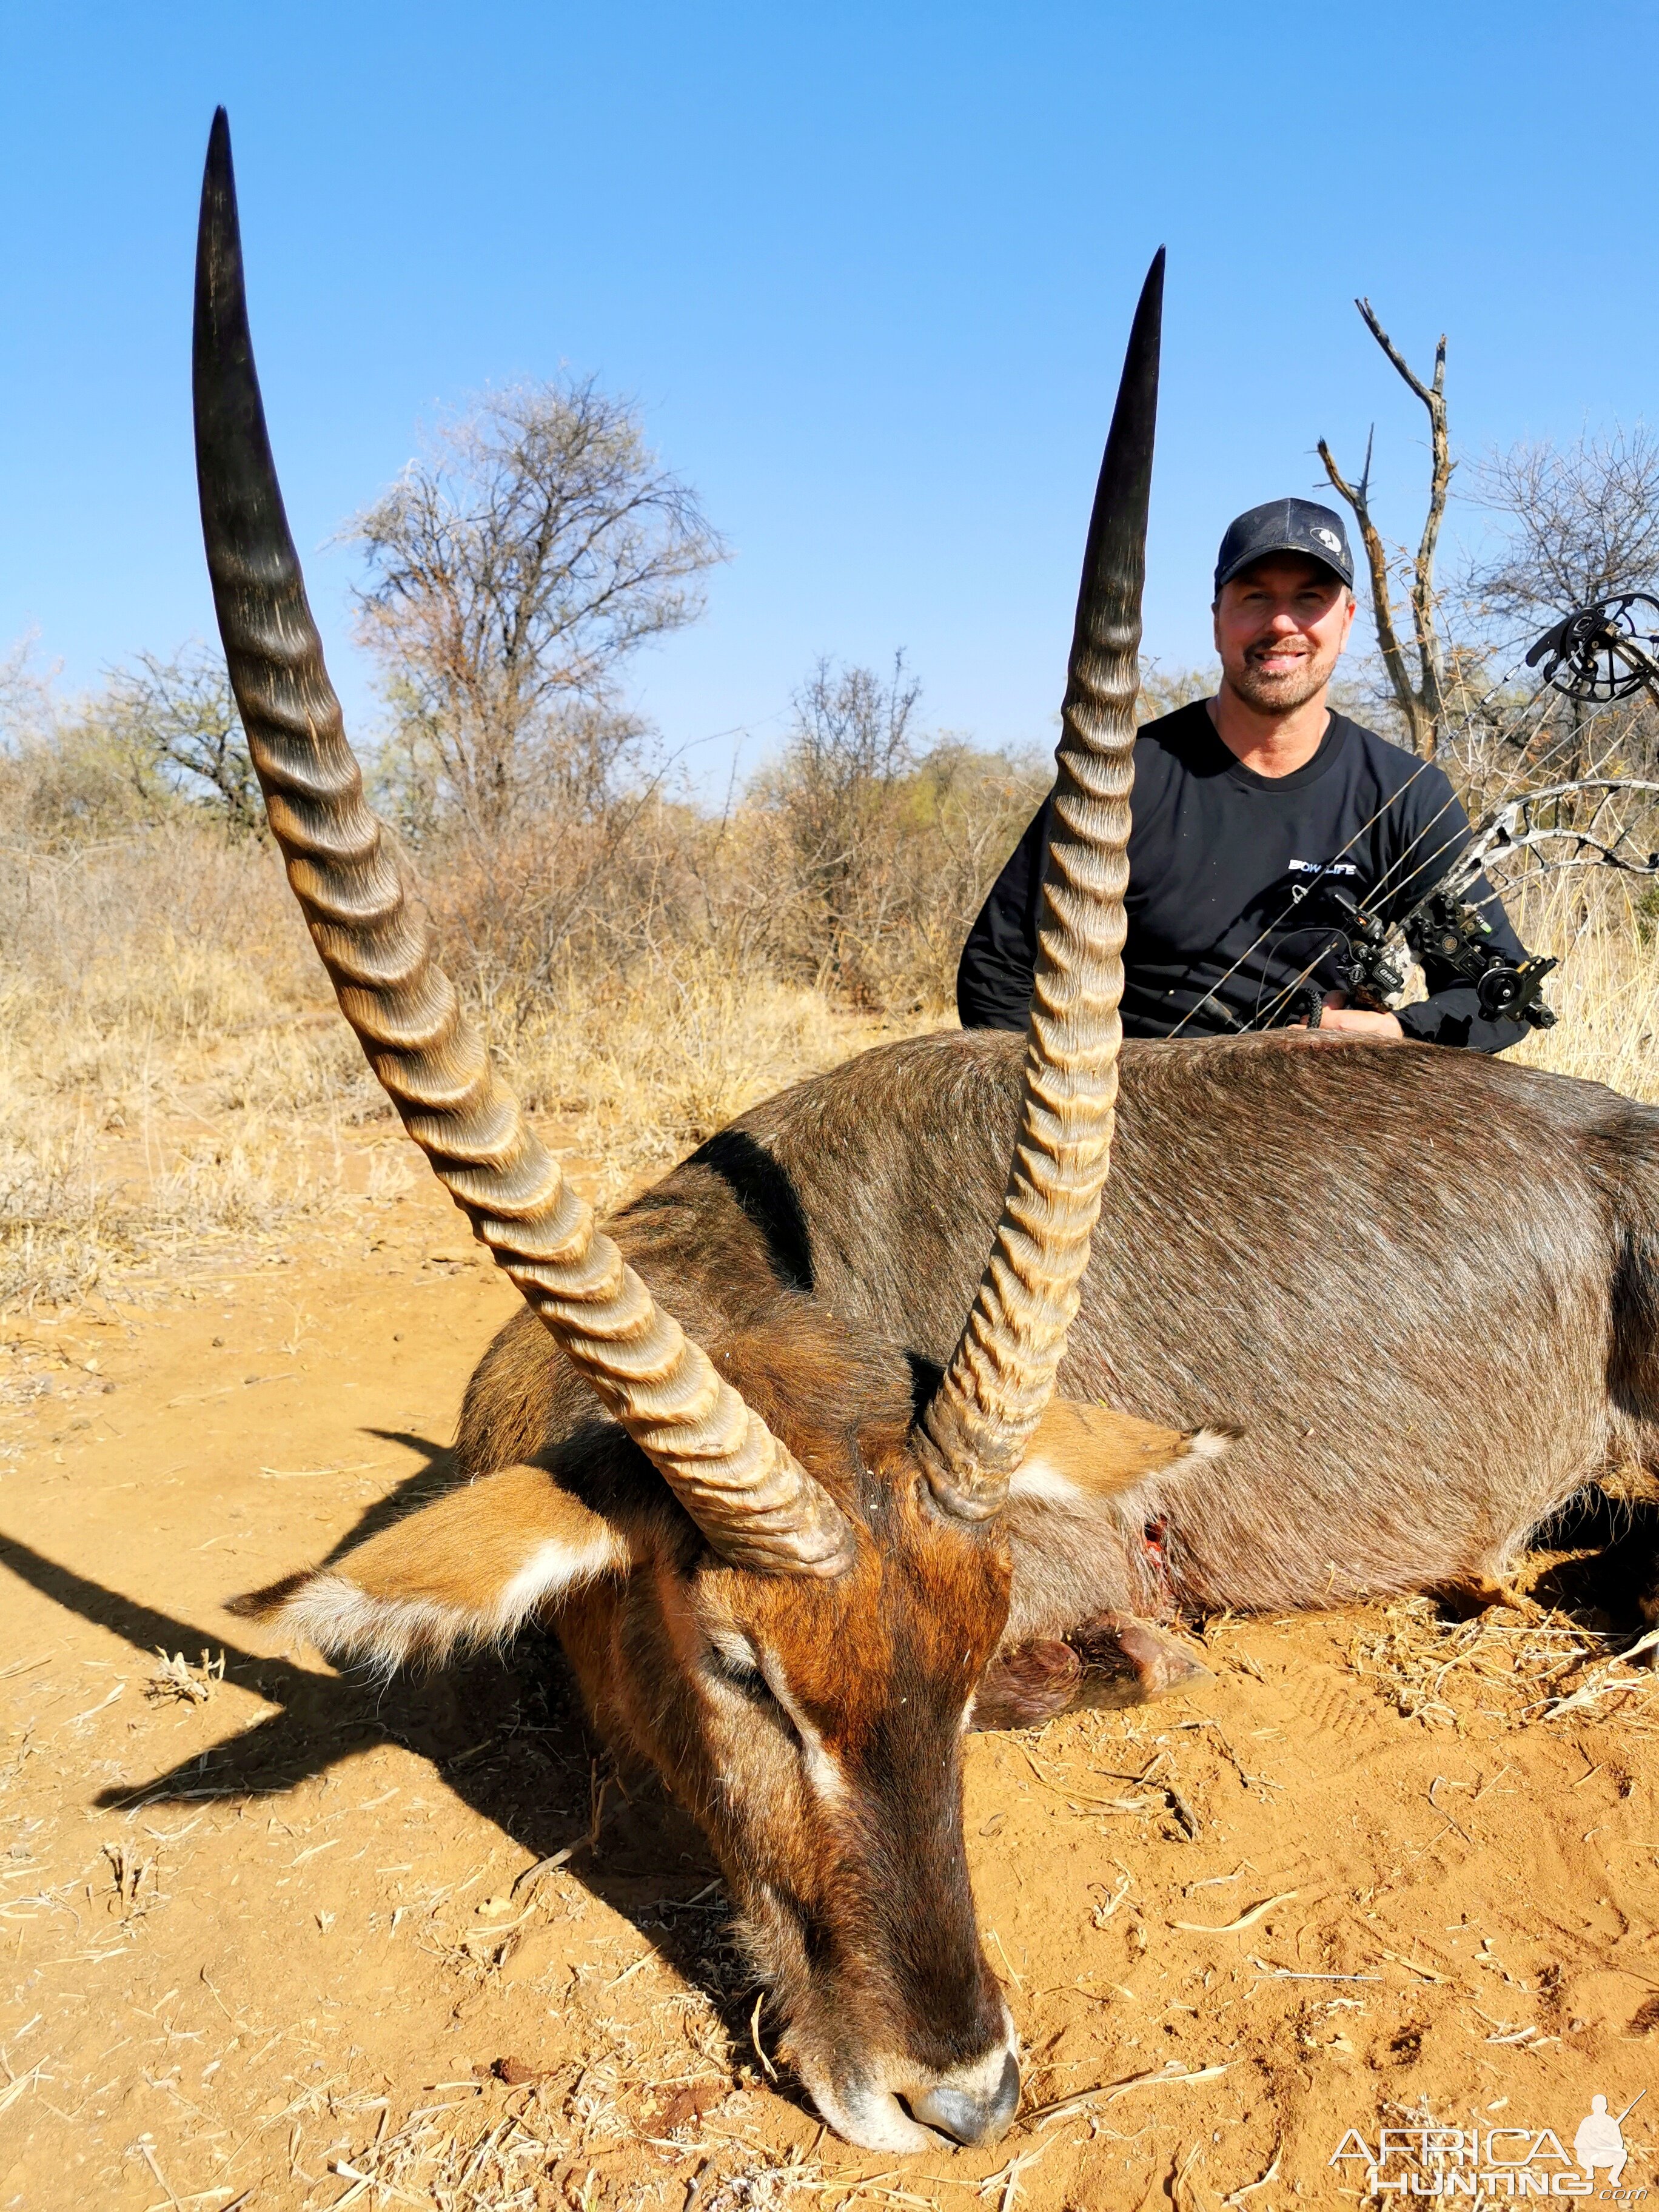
[1313,527,1342,554]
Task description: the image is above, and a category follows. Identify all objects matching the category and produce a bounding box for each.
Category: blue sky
[4,2,1658,788]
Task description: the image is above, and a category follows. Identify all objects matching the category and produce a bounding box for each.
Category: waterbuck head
[195,110,1178,2151]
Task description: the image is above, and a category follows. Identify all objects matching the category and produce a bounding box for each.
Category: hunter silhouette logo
[1577,2100,1634,2189]
[1313,525,1343,554]
[1330,2091,1648,2197]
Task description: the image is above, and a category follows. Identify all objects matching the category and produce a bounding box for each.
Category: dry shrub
[0,811,939,1305]
[403,733,1048,1020]
[0,653,1042,1311]
[749,737,1050,1009]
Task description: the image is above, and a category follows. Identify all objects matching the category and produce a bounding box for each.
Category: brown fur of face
[244,1305,1029,2149]
[556,1413,1016,2150]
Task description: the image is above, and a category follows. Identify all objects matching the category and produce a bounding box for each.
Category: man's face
[1212,554,1356,714]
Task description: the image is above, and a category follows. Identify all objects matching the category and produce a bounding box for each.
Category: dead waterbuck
[196,112,1659,2153]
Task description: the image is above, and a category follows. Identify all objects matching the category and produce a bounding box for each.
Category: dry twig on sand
[145,1647,225,1705]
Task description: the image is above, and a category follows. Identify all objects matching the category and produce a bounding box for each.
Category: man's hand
[1310,1005,1403,1039]
[1289,991,1404,1041]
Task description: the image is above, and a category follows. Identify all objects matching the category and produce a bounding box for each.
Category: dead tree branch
[1319,301,1453,757]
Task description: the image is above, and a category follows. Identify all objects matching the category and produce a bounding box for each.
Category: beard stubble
[1225,645,1337,716]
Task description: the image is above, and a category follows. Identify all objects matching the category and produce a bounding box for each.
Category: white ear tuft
[1009,1399,1239,1507]
[1181,1426,1236,1465]
[1007,1458,1088,1507]
[230,1464,632,1673]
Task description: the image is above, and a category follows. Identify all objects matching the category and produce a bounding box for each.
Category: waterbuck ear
[1007,1398,1236,1509]
[227,1464,634,1672]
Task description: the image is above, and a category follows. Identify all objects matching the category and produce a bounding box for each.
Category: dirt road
[3,1162,1657,2210]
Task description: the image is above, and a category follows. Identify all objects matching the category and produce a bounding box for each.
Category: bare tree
[350,378,726,837]
[768,654,922,993]
[100,648,261,833]
[1452,426,1659,793]
[1319,301,1452,756]
[1464,424,1659,623]
[0,632,57,745]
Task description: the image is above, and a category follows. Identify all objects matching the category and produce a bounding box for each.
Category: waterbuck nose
[911,2050,1021,2147]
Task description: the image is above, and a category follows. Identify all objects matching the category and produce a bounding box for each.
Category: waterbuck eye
[706,1631,776,1703]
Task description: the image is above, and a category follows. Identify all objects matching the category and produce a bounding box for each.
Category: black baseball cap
[1213,498,1355,597]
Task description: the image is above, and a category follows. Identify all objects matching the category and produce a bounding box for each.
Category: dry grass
[319,2093,833,2212]
[1509,870,1659,1097]
[144,1647,226,1706]
[1348,1597,1659,1731]
[500,964,925,1204]
[0,826,364,1307]
[0,825,933,1310]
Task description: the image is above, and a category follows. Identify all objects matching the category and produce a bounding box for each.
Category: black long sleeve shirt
[957,700,1527,1053]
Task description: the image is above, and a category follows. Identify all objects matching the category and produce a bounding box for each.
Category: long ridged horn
[192,110,853,1578]
[917,250,1163,1518]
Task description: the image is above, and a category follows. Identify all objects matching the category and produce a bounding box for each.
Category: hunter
[957,498,1528,1050]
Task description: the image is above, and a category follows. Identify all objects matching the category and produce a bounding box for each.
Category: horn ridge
[919,249,1163,1518]
[192,112,853,1579]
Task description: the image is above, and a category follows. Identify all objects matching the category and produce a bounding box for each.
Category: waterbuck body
[464,1027,1654,1646]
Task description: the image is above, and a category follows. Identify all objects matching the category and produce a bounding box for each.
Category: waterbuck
[196,113,1659,2153]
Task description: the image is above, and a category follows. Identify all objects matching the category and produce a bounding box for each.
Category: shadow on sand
[0,1439,754,2051]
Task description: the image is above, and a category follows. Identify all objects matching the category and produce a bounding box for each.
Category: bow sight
[1290,882,1558,1034]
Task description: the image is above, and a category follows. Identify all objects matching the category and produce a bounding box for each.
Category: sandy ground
[3,1156,1659,2212]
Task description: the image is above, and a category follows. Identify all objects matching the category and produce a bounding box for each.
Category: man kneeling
[958,498,1528,1052]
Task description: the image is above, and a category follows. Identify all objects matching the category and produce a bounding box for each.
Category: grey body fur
[459,1030,1658,1643]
